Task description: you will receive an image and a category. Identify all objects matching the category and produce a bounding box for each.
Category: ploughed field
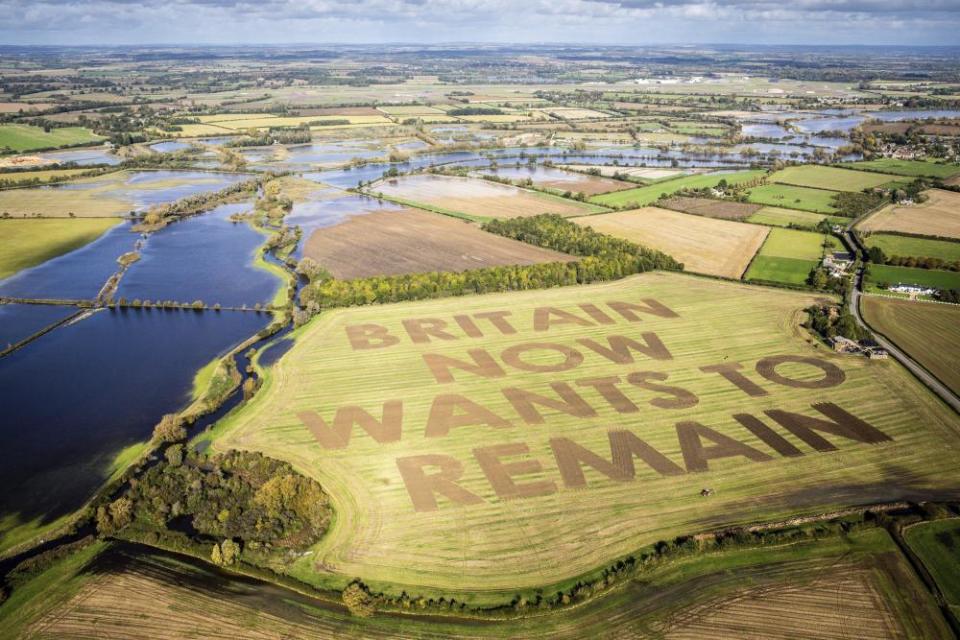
[303,207,574,279]
[12,528,946,639]
[575,207,768,278]
[371,174,601,219]
[214,272,960,595]
[658,196,762,220]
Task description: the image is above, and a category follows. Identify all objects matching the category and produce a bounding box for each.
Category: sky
[2,0,960,46]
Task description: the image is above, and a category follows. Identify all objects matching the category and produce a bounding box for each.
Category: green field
[744,227,839,285]
[0,124,104,153]
[904,519,960,612]
[863,233,960,261]
[747,206,832,229]
[213,272,960,597]
[589,170,765,208]
[769,165,896,192]
[864,264,960,292]
[746,183,839,214]
[838,159,960,179]
[0,168,91,185]
[861,296,960,397]
[744,255,819,285]
[0,218,122,279]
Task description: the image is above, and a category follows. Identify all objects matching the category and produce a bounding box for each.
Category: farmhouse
[889,283,937,296]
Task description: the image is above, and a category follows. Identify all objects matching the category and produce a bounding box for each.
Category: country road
[845,231,960,415]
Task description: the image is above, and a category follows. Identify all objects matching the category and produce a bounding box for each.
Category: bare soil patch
[304,208,573,278]
[660,196,762,220]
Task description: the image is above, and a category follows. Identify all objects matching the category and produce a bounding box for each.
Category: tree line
[298,214,682,312]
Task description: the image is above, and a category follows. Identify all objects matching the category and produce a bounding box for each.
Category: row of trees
[867,245,959,272]
[298,215,682,312]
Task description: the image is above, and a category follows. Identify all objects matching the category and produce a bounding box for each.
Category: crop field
[861,296,960,396]
[659,196,761,220]
[857,189,960,240]
[863,233,960,261]
[838,159,960,179]
[303,208,573,279]
[0,218,122,279]
[746,183,839,214]
[768,165,896,192]
[864,264,960,292]
[590,170,766,208]
[904,519,960,612]
[747,206,837,229]
[371,174,602,219]
[213,273,960,595]
[0,124,104,152]
[576,207,768,278]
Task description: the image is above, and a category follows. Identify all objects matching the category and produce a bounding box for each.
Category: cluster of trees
[112,447,332,555]
[831,190,884,218]
[299,214,680,313]
[447,107,505,116]
[866,245,959,272]
[256,179,294,220]
[806,304,867,342]
[226,126,313,147]
[139,177,262,228]
[937,289,960,303]
[806,267,847,294]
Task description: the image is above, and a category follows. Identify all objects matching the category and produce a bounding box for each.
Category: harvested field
[659,196,761,220]
[577,207,767,277]
[214,273,960,595]
[371,174,601,219]
[769,165,895,192]
[857,189,960,239]
[303,208,573,279]
[861,296,960,396]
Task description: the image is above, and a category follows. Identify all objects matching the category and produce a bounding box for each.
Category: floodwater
[38,146,121,166]
[149,141,192,153]
[116,202,281,307]
[285,194,404,259]
[0,307,271,533]
[0,304,77,348]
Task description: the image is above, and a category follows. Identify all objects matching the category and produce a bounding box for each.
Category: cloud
[1,0,959,44]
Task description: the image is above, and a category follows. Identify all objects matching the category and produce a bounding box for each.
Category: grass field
[744,228,839,286]
[213,272,960,596]
[0,124,103,153]
[0,218,122,279]
[838,159,960,179]
[8,528,947,639]
[576,207,768,278]
[746,183,839,214]
[589,170,766,208]
[858,190,960,240]
[863,233,960,261]
[747,206,829,229]
[904,519,960,612]
[372,174,602,220]
[303,208,573,278]
[864,264,960,292]
[0,168,90,185]
[861,296,960,396]
[769,165,897,192]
